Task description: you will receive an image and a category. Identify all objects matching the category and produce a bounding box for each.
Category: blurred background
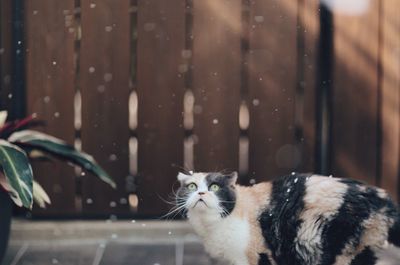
[1,0,399,217]
[0,0,399,264]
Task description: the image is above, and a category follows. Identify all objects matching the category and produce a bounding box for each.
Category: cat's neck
[230,183,273,220]
[188,208,230,240]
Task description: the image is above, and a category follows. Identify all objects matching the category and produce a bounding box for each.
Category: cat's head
[176,171,238,219]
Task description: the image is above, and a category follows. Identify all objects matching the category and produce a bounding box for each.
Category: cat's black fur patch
[319,179,394,265]
[339,178,364,186]
[339,179,389,211]
[258,173,309,265]
[388,216,400,247]
[205,173,236,217]
[320,180,372,265]
[258,175,400,265]
[258,253,272,265]
[350,247,377,265]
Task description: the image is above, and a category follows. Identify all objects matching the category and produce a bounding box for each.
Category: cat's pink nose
[198,192,205,195]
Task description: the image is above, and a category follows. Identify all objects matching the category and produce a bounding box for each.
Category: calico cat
[175,172,400,265]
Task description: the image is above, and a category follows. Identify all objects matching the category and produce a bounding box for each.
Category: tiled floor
[5,220,400,265]
[2,220,227,265]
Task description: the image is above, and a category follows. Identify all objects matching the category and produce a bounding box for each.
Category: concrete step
[3,220,227,265]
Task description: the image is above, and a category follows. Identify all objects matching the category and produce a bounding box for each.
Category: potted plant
[0,111,116,263]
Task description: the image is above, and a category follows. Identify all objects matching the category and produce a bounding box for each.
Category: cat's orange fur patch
[231,183,274,265]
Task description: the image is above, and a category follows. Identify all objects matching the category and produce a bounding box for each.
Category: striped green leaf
[9,130,116,188]
[0,140,33,208]
[33,180,51,208]
[0,111,7,128]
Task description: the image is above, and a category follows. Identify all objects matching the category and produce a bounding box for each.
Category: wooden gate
[0,0,399,217]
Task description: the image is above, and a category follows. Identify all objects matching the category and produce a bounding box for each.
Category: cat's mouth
[193,198,208,208]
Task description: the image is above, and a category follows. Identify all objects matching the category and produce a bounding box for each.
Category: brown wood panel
[0,0,12,111]
[192,0,241,172]
[380,0,400,201]
[331,1,380,184]
[136,0,185,216]
[80,0,131,215]
[299,0,319,172]
[26,0,77,215]
[248,0,299,181]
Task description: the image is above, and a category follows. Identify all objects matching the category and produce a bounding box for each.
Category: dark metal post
[0,3,3,104]
[315,4,333,175]
[10,0,26,120]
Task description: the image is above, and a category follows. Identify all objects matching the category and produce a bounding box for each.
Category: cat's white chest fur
[189,213,250,265]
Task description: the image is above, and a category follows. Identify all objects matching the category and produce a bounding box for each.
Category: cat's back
[257,173,400,265]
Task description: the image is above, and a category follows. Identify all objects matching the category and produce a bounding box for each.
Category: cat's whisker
[161,210,183,221]
[219,207,230,218]
[169,189,180,197]
[161,198,181,206]
[158,192,188,208]
[157,194,179,205]
[161,204,187,220]
[168,195,186,202]
[169,208,188,220]
[167,208,188,221]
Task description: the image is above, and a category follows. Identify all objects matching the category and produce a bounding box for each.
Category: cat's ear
[226,171,238,185]
[177,172,190,183]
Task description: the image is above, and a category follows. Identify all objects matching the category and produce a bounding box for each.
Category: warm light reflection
[201,0,242,34]
[183,89,194,130]
[73,91,81,130]
[380,0,400,200]
[239,101,250,130]
[333,0,380,118]
[129,137,138,176]
[321,0,371,15]
[129,91,138,130]
[128,194,139,212]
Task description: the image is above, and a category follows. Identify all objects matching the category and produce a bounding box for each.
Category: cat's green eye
[209,184,220,192]
[187,183,197,191]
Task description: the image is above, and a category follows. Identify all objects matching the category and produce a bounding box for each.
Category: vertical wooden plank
[248,0,299,180]
[380,0,400,201]
[299,0,320,172]
[136,0,185,216]
[192,0,241,171]
[26,1,77,215]
[331,1,380,184]
[80,0,131,215]
[0,0,12,111]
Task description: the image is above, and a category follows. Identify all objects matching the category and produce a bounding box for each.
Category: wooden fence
[0,0,399,217]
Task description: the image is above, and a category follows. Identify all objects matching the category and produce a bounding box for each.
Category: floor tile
[100,243,175,265]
